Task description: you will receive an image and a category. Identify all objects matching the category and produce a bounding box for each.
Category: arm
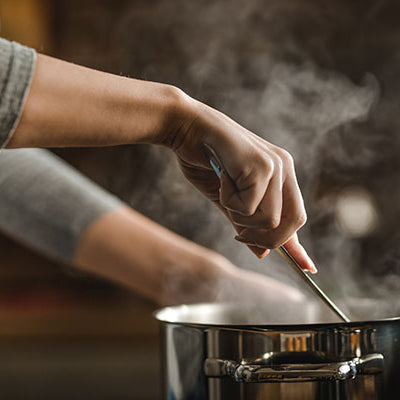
[73,207,305,305]
[7,53,181,148]
[1,39,315,271]
[0,149,303,305]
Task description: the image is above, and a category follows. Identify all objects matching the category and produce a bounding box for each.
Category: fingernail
[298,245,318,274]
[308,258,318,274]
[256,249,270,259]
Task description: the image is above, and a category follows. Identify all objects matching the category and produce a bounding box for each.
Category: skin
[73,207,305,305]
[10,53,316,273]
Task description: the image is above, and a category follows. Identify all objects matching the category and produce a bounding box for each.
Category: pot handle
[204,353,384,383]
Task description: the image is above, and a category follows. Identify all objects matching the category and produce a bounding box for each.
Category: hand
[166,96,316,272]
[160,253,305,306]
[10,50,314,272]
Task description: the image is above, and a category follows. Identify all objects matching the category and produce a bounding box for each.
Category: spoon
[203,143,350,323]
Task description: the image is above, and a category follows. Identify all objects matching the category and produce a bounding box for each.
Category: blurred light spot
[335,186,378,237]
[339,364,351,374]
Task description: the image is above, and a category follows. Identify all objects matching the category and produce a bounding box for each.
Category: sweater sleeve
[0,38,36,148]
[0,148,123,264]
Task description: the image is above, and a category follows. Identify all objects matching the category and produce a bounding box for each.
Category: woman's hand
[160,252,305,306]
[9,52,315,272]
[164,97,316,272]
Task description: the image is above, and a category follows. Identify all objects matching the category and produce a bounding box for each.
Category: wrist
[153,84,199,147]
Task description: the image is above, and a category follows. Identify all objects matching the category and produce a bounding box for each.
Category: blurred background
[2,0,400,399]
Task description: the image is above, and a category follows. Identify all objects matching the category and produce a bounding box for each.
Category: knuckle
[235,165,255,189]
[278,149,295,166]
[267,215,281,230]
[240,203,257,217]
[260,156,274,176]
[293,211,307,228]
[272,153,283,169]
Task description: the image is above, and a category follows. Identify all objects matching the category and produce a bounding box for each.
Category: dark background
[2,0,400,398]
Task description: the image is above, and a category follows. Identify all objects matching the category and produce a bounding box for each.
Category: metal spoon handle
[276,246,350,322]
[203,143,350,323]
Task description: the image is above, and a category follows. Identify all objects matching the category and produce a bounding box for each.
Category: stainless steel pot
[155,301,400,400]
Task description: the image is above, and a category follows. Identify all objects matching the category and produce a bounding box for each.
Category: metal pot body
[156,303,400,400]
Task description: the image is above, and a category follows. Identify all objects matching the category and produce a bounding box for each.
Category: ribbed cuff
[0,38,36,148]
[0,148,123,264]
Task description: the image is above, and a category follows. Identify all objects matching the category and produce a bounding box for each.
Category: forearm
[73,206,222,304]
[8,54,188,148]
[73,207,305,305]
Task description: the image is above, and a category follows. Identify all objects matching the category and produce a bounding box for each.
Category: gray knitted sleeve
[0,38,122,263]
[0,38,36,147]
[0,148,122,263]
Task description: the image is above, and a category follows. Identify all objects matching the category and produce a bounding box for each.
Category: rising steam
[58,0,400,318]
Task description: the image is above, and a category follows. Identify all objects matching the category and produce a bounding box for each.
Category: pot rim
[154,302,400,330]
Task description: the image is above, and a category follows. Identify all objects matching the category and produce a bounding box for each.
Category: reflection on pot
[156,302,398,400]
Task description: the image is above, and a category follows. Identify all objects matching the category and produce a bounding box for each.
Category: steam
[261,66,378,135]
[56,0,400,319]
[118,2,386,315]
[146,60,381,317]
[167,49,398,318]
